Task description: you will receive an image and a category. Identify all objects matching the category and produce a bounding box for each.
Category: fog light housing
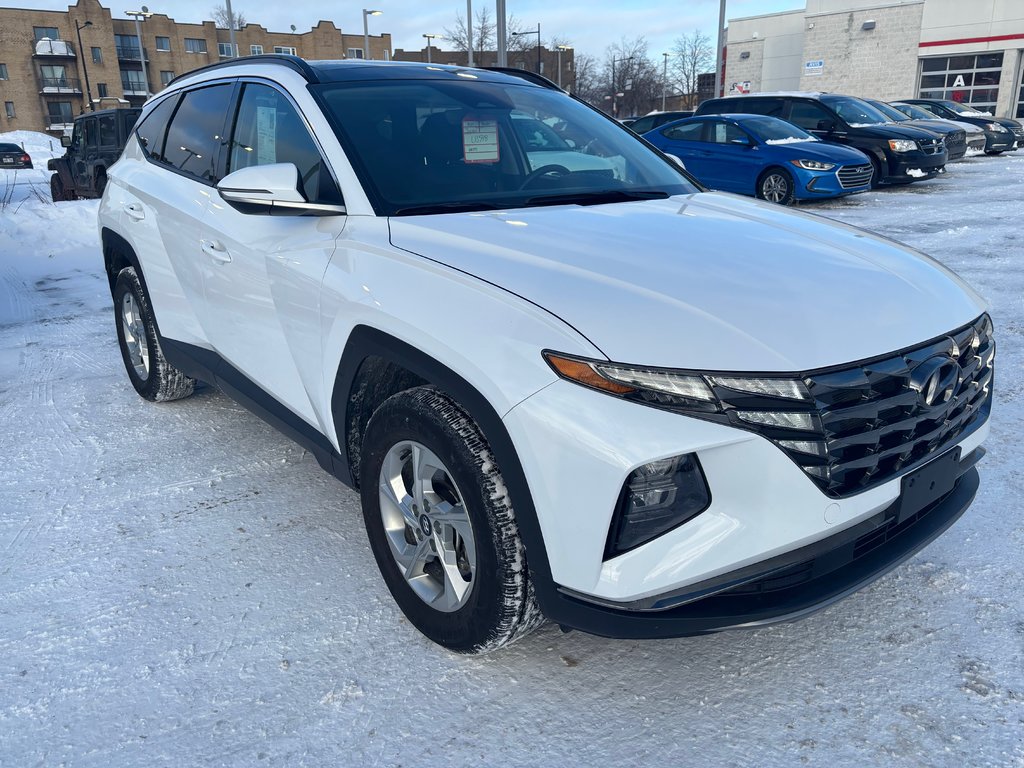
[605,453,711,559]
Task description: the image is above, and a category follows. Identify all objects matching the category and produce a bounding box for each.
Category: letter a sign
[952,74,966,88]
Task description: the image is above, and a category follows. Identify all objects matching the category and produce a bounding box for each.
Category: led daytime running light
[595,365,716,401]
[736,410,818,431]
[711,376,810,400]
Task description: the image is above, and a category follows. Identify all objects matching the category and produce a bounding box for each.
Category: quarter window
[227,82,340,204]
[162,84,233,182]
[135,93,178,161]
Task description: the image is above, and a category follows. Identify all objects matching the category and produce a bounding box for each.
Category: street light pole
[495,0,507,67]
[510,23,541,74]
[362,9,382,60]
[466,0,473,67]
[75,19,94,111]
[422,33,440,64]
[125,8,152,97]
[662,52,669,111]
[611,55,633,118]
[715,0,726,98]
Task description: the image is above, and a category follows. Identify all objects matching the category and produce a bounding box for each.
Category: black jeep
[48,108,141,201]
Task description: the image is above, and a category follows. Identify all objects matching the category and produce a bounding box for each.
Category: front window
[741,116,819,144]
[313,77,695,216]
[823,97,889,126]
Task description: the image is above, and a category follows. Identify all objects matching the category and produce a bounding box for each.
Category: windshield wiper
[392,201,508,216]
[523,189,671,208]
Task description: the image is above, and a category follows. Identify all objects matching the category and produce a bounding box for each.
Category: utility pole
[466,0,474,66]
[496,0,507,67]
[225,0,237,56]
[125,8,152,97]
[715,0,726,98]
[611,55,632,118]
[75,19,94,111]
[662,52,669,111]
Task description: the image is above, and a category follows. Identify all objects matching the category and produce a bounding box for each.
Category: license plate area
[897,447,961,523]
[2,158,13,163]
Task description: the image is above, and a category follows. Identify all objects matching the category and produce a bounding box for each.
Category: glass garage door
[918,53,1003,113]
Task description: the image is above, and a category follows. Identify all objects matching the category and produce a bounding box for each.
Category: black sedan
[0,143,33,169]
[900,99,1022,154]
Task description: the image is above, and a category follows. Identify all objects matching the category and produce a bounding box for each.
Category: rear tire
[50,174,69,202]
[360,386,543,653]
[756,167,795,205]
[94,168,107,197]
[113,266,196,402]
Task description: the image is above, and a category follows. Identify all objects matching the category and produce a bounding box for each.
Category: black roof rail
[480,66,563,91]
[166,54,319,87]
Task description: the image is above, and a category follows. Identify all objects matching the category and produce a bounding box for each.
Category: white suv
[98,57,994,653]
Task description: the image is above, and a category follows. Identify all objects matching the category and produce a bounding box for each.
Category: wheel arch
[101,227,145,297]
[331,325,556,599]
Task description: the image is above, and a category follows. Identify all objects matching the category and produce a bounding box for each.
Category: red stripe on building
[919,32,1024,48]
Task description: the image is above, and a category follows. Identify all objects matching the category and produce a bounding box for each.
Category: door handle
[123,202,145,221]
[200,239,232,264]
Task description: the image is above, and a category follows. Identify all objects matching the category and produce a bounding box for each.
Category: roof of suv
[168,54,553,90]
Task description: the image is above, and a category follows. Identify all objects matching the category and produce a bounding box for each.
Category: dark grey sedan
[0,142,33,169]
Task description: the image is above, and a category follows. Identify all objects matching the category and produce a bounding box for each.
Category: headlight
[790,159,835,171]
[986,122,1008,133]
[543,352,814,427]
[888,139,917,152]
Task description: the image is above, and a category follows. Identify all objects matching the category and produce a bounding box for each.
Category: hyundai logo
[909,355,962,409]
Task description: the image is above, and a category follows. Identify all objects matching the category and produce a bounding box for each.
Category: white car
[98,57,994,653]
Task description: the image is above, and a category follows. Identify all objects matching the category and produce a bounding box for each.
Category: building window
[4,102,14,119]
[0,64,7,80]
[47,101,73,124]
[121,70,147,93]
[115,33,142,60]
[250,44,263,55]
[91,46,102,63]
[185,38,208,54]
[160,70,174,85]
[918,53,1004,113]
[155,36,170,52]
[273,45,297,55]
[347,48,364,59]
[33,27,59,43]
[218,42,238,58]
[40,64,69,89]
[97,82,108,97]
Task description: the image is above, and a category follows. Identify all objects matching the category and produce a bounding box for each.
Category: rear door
[198,80,346,427]
[654,120,707,175]
[74,116,97,191]
[698,120,762,192]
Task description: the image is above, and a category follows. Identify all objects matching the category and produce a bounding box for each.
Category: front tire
[113,266,196,402]
[360,386,543,653]
[756,168,795,205]
[50,174,70,202]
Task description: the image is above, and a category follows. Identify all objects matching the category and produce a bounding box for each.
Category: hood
[902,119,959,136]
[994,116,1022,129]
[388,193,987,372]
[950,120,985,134]
[763,140,869,164]
[846,122,941,141]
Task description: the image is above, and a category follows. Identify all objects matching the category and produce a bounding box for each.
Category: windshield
[741,116,818,143]
[825,97,890,126]
[869,101,910,122]
[893,103,937,121]
[312,78,696,215]
[943,100,991,117]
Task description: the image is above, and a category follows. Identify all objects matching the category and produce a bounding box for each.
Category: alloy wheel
[120,292,150,380]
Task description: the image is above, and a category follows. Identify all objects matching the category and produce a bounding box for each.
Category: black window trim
[223,76,344,206]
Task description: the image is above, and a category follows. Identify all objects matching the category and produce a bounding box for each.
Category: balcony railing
[39,76,82,93]
[121,83,149,96]
[33,39,76,57]
[116,45,148,61]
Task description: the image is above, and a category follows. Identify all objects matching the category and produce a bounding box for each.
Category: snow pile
[765,137,814,145]
[905,168,928,178]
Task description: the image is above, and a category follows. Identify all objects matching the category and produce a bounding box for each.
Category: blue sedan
[644,114,874,204]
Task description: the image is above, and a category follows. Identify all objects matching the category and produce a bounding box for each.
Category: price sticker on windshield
[462,117,500,164]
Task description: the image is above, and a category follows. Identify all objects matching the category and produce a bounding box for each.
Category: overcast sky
[4,0,802,60]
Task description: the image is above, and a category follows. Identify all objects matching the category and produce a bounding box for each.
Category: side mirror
[216,163,346,216]
[816,118,836,133]
[61,135,72,148]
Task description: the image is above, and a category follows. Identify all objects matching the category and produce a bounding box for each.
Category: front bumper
[983,131,1014,151]
[882,152,946,183]
[793,163,871,199]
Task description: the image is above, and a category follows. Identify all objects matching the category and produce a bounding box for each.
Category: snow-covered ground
[1,132,1022,767]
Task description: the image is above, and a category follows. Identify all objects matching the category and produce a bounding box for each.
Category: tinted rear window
[162,84,233,182]
[135,95,179,162]
[0,143,22,152]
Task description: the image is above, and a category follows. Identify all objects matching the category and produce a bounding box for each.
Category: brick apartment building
[0,0,393,134]
[393,45,577,92]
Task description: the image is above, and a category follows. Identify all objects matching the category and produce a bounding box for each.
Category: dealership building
[724,0,1024,118]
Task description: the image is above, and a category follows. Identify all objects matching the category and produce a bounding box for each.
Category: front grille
[837,163,873,189]
[709,315,994,498]
[1012,127,1024,142]
[944,130,966,149]
[793,316,993,496]
[919,138,943,155]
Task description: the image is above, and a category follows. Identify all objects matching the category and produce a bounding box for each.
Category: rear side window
[136,95,178,162]
[162,84,233,183]
[662,122,704,141]
[226,82,341,204]
[788,101,834,131]
[98,115,117,146]
[707,121,748,144]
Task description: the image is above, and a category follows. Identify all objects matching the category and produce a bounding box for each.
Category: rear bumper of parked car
[504,379,989,638]
[793,163,872,199]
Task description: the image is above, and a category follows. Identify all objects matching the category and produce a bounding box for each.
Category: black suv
[696,93,947,186]
[48,107,141,201]
[627,111,695,134]
[899,99,1022,154]
[866,99,967,161]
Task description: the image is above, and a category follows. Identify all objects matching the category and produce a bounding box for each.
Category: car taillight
[20,154,30,163]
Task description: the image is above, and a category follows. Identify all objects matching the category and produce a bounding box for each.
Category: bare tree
[571,52,601,103]
[445,8,537,55]
[599,37,660,118]
[671,30,713,108]
[212,4,246,30]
